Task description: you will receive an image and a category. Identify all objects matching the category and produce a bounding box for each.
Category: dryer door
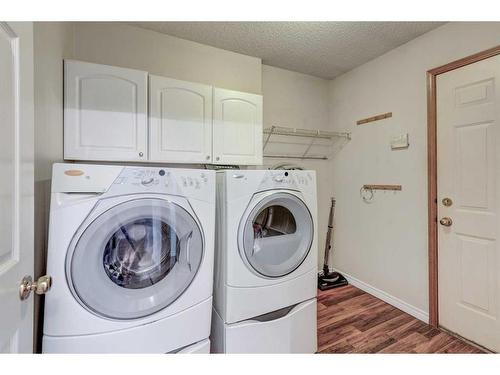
[67,198,203,320]
[239,192,313,278]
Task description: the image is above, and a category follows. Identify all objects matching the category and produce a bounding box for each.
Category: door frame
[427,45,500,327]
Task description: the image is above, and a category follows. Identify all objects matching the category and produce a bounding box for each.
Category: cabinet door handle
[139,152,144,157]
[216,157,220,161]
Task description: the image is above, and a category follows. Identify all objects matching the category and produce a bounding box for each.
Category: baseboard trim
[330,268,429,324]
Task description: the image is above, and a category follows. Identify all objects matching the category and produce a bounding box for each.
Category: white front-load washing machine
[42,164,215,353]
[211,170,318,353]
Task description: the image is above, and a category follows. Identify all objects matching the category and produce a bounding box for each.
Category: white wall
[328,22,500,318]
[261,65,331,268]
[34,22,74,182]
[73,22,262,94]
[33,21,74,352]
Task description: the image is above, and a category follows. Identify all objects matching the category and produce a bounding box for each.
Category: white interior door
[149,75,212,163]
[0,22,35,353]
[437,54,500,352]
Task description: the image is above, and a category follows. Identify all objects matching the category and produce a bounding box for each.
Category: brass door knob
[439,217,453,227]
[442,197,453,207]
[19,275,52,301]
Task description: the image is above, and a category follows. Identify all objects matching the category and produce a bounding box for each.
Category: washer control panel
[109,167,214,200]
[179,172,209,190]
[113,167,165,187]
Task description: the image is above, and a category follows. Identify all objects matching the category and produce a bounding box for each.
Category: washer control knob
[141,177,154,186]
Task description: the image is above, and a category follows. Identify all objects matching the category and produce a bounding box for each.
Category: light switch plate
[391,133,409,150]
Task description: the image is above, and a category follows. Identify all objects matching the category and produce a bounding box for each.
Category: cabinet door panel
[213,88,263,165]
[149,75,212,163]
[64,60,147,161]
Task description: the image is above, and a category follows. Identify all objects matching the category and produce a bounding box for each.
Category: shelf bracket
[263,125,276,151]
[301,130,319,159]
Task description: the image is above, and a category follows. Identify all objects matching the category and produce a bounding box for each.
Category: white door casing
[213,88,263,166]
[64,60,148,162]
[149,75,212,163]
[0,22,35,353]
[437,54,500,352]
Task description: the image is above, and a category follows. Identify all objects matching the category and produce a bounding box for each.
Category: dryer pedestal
[210,298,317,353]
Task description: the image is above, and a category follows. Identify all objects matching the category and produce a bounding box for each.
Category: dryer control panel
[219,169,316,201]
[270,171,313,186]
[259,171,297,190]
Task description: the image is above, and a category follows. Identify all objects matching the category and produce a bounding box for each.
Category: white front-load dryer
[212,170,318,353]
[42,164,215,353]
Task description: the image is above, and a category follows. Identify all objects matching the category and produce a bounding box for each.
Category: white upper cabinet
[213,88,263,165]
[149,75,213,163]
[64,60,148,161]
[63,60,263,166]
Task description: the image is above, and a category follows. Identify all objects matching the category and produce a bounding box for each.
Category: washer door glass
[68,198,203,320]
[241,192,313,278]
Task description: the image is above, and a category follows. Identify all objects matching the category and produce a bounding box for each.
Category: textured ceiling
[130,22,444,79]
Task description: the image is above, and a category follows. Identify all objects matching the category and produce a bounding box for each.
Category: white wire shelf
[263,125,351,160]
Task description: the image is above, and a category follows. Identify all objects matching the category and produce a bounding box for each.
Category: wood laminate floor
[317,285,486,353]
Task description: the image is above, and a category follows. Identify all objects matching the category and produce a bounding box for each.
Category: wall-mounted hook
[360,186,374,203]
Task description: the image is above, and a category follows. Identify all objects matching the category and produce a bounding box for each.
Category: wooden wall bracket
[362,184,402,191]
[357,112,392,125]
